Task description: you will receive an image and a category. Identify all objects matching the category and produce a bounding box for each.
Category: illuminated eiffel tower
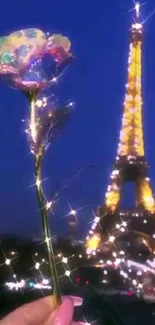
[86,3,155,254]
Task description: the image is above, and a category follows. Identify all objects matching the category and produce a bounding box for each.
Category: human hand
[0,295,83,325]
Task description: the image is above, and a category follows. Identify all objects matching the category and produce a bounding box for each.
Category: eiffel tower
[86,3,155,254]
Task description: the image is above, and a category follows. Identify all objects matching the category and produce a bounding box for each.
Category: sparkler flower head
[28,97,72,155]
[0,28,72,91]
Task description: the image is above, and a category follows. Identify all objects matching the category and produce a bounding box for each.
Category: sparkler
[0,27,74,307]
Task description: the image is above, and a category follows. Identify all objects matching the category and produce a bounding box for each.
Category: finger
[45,297,74,325]
[0,296,57,325]
[0,296,83,325]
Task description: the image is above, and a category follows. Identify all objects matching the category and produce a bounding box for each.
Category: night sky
[0,0,155,238]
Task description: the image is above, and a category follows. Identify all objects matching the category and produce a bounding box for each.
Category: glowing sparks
[109,236,115,243]
[45,236,50,244]
[27,97,73,156]
[62,201,85,221]
[65,270,71,276]
[5,258,11,266]
[30,99,37,143]
[35,262,40,270]
[46,201,53,210]
[69,209,76,216]
[2,245,155,306]
[52,77,57,83]
[62,257,68,264]
[36,178,41,188]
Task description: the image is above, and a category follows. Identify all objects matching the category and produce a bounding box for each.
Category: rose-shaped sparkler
[0,28,74,306]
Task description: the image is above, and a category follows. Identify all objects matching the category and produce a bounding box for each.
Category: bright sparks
[36,178,41,188]
[69,209,76,216]
[30,99,37,143]
[46,201,53,210]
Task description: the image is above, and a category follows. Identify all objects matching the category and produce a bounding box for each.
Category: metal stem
[34,150,61,306]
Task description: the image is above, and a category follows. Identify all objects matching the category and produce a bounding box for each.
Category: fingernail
[70,296,83,306]
[72,322,87,325]
[47,297,74,325]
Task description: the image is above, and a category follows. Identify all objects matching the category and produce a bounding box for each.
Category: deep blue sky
[0,0,155,238]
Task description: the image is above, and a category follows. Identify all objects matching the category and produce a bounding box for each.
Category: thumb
[44,297,74,325]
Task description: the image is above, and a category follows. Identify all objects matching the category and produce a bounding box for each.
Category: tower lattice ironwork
[86,3,155,254]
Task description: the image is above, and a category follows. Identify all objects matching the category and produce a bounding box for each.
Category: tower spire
[135,2,140,21]
[117,4,143,158]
